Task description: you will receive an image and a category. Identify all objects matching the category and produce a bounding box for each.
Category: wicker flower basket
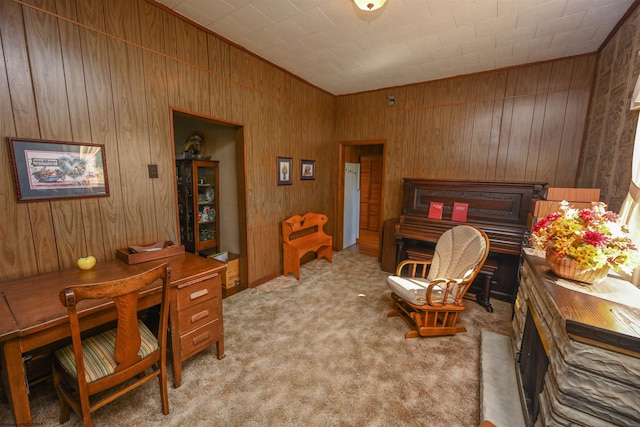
[545,249,610,284]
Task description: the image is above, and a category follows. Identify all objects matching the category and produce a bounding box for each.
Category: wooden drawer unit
[170,273,224,387]
[179,321,221,360]
[178,297,219,333]
[176,279,214,309]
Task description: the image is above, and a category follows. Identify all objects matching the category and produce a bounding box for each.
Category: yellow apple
[77,255,96,270]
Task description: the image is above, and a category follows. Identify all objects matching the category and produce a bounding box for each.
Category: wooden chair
[52,264,171,427]
[386,225,489,338]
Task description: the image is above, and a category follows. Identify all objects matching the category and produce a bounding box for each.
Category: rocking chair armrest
[396,259,433,278]
[426,278,464,306]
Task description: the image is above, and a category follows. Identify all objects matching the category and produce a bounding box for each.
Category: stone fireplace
[512,251,640,426]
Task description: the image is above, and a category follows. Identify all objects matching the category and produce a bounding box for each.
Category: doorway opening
[338,140,385,258]
[171,109,248,298]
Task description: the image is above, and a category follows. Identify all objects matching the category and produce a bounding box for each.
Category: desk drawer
[176,278,216,310]
[180,322,220,360]
[178,297,219,335]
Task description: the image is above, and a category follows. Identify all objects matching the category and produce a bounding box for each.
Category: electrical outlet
[148,164,158,178]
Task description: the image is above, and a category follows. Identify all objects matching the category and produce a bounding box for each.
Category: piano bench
[405,248,498,312]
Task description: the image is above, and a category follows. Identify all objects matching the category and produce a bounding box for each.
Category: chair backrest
[427,225,489,283]
[59,263,171,380]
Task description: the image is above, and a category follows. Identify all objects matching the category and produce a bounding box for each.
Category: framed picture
[7,138,109,201]
[301,159,315,180]
[277,156,293,185]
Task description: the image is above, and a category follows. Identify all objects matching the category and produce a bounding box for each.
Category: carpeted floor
[0,251,513,427]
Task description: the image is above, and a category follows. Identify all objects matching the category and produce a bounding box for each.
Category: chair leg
[51,365,71,423]
[80,392,93,427]
[159,372,169,415]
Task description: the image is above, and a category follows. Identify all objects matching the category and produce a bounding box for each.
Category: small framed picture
[7,137,109,201]
[277,156,293,185]
[300,159,315,180]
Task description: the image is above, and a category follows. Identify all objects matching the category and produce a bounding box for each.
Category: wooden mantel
[522,251,640,356]
[513,251,640,426]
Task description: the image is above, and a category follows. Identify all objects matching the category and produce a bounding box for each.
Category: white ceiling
[153,0,635,95]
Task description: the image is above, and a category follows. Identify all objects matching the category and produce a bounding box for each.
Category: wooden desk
[0,296,18,345]
[0,252,225,426]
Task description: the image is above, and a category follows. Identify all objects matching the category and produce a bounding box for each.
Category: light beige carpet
[0,250,513,427]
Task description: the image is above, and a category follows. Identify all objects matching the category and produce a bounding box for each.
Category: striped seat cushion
[54,319,159,383]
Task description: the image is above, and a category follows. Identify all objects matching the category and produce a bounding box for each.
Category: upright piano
[394,179,547,304]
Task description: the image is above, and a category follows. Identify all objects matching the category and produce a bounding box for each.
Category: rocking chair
[386,225,489,338]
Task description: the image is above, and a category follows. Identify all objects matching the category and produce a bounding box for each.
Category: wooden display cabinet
[176,159,220,256]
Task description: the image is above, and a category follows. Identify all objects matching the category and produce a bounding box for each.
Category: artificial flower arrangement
[530,200,640,274]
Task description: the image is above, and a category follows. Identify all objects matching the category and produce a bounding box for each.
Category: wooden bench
[282,212,332,280]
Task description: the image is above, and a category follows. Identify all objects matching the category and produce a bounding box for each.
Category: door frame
[336,139,386,252]
[170,108,249,288]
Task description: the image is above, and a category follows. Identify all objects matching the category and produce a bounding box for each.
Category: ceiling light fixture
[353,0,387,12]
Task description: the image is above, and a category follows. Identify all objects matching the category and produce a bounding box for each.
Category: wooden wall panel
[0,0,333,283]
[485,71,507,181]
[79,27,126,259]
[23,6,71,138]
[57,4,92,142]
[138,0,176,243]
[1,2,40,139]
[522,63,550,182]
[107,38,156,244]
[337,56,598,220]
[430,81,454,179]
[0,8,38,279]
[104,0,141,46]
[207,34,233,120]
[138,0,166,53]
[144,52,176,244]
[470,73,497,180]
[25,5,91,270]
[1,1,58,276]
[505,98,534,180]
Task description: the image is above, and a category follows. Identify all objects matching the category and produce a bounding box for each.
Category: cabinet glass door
[195,164,217,252]
[176,159,219,256]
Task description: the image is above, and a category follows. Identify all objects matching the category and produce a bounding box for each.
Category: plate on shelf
[205,187,215,202]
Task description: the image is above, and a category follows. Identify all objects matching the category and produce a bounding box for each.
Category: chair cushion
[54,319,159,383]
[428,225,487,280]
[386,276,455,306]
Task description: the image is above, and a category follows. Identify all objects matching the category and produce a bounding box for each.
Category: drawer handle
[190,310,210,323]
[189,288,209,300]
[192,331,211,346]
